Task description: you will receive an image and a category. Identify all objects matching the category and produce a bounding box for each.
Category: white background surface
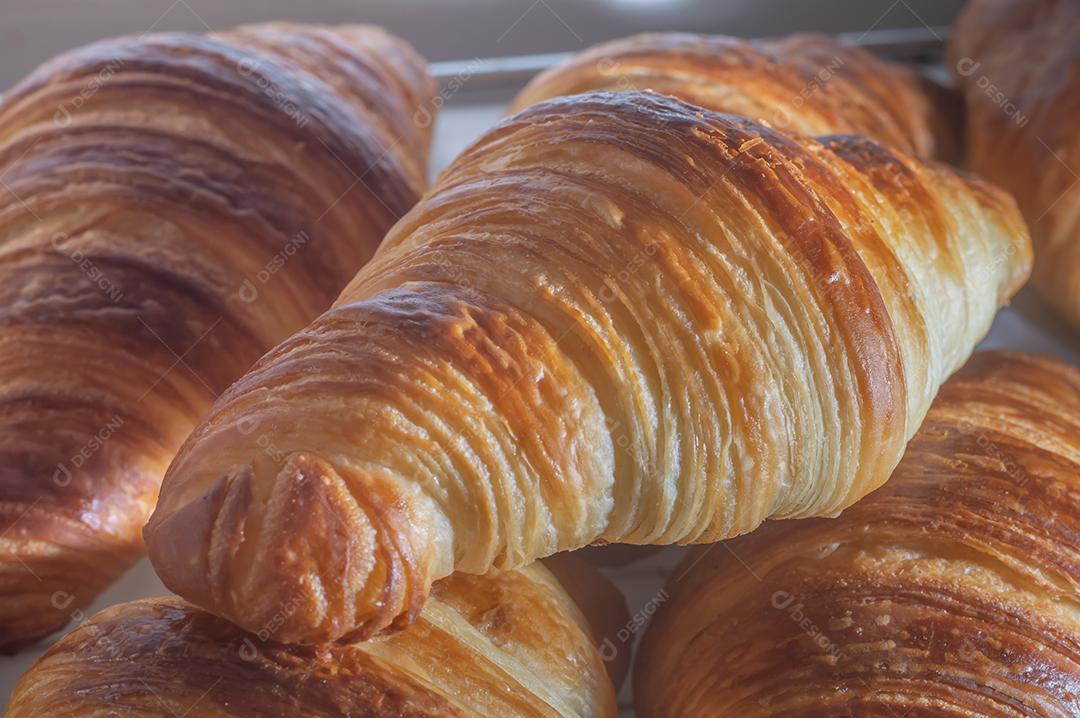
[2,1,1080,714]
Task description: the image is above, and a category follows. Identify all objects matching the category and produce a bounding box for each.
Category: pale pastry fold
[146,91,1032,644]
[635,350,1080,717]
[0,23,434,652]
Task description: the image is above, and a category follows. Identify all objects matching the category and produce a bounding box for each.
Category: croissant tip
[143,461,247,609]
[148,450,438,645]
[248,452,437,644]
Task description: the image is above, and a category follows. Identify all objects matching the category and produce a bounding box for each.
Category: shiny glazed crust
[511,32,959,161]
[951,0,1080,328]
[6,562,618,717]
[0,23,434,652]
[146,91,1031,644]
[635,351,1080,717]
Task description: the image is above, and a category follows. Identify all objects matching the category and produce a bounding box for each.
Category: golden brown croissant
[634,350,1080,717]
[146,90,1031,645]
[950,0,1080,329]
[511,32,959,161]
[6,559,620,717]
[0,23,433,652]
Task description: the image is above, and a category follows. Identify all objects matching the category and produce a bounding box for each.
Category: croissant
[950,0,1080,330]
[634,350,1080,717]
[510,32,960,161]
[0,23,433,652]
[6,557,621,717]
[145,90,1031,645]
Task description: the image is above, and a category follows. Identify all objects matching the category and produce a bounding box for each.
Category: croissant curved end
[147,88,1031,643]
[146,451,444,643]
[0,526,140,654]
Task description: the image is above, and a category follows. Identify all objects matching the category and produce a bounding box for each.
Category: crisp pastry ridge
[146,90,1032,644]
[634,350,1080,717]
[511,31,961,161]
[0,22,434,652]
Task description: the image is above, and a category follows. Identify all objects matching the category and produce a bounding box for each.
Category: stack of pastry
[634,350,1080,716]
[0,21,435,652]
[2,0,1078,714]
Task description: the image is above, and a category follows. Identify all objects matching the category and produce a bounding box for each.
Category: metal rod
[430,24,950,95]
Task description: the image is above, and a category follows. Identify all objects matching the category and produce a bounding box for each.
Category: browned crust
[147,91,1029,644]
[0,23,434,652]
[511,32,955,161]
[636,350,1080,717]
[7,564,618,717]
[950,0,1080,328]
